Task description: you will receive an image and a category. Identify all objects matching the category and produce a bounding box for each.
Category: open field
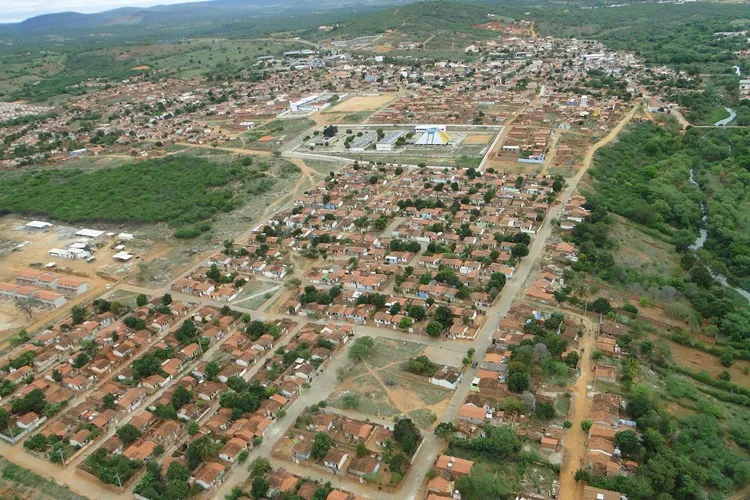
[327,337,458,428]
[326,93,398,113]
[463,133,492,144]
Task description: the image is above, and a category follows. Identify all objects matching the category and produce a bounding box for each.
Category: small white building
[76,229,105,240]
[49,248,91,260]
[113,251,133,261]
[25,221,53,232]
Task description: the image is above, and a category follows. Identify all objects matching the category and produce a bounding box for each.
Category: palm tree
[195,437,220,461]
[381,439,394,462]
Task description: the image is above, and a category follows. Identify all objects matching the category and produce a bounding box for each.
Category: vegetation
[0,156,280,237]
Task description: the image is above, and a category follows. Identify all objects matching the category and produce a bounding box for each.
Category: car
[471,360,478,369]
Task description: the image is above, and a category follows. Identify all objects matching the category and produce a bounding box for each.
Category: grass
[341,111,373,123]
[366,338,424,369]
[243,118,315,149]
[301,159,342,177]
[408,408,437,428]
[707,106,730,125]
[0,458,85,500]
[609,214,683,280]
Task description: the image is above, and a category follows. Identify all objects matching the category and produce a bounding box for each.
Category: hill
[311,1,516,42]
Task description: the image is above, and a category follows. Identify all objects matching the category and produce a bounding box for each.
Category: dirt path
[540,129,563,175]
[558,324,597,500]
[670,108,691,128]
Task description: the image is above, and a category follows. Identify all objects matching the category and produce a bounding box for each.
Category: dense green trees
[0,156,276,237]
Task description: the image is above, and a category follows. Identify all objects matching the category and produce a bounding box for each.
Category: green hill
[312,1,519,42]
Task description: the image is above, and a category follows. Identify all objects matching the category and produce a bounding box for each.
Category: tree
[188,436,220,468]
[71,305,87,325]
[389,453,408,475]
[720,351,734,367]
[117,424,142,445]
[187,420,200,436]
[535,401,555,420]
[161,293,172,305]
[581,419,592,433]
[103,393,116,410]
[205,361,220,382]
[564,351,580,368]
[171,385,192,410]
[591,297,612,314]
[407,305,426,321]
[311,432,333,460]
[398,317,413,330]
[426,321,444,337]
[435,422,455,439]
[501,397,528,416]
[250,457,271,477]
[250,476,269,500]
[456,463,511,500]
[356,442,368,457]
[393,418,421,455]
[322,125,338,138]
[508,372,529,393]
[511,243,529,258]
[614,430,642,459]
[342,393,360,409]
[434,305,454,328]
[552,179,563,192]
[349,336,374,361]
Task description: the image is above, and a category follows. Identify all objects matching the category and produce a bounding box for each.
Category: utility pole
[115,472,123,491]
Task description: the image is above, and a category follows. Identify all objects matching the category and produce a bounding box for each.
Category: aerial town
[0,2,749,500]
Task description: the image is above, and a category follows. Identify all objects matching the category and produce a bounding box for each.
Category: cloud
[0,0,205,23]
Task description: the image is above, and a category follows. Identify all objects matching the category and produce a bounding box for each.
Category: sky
[0,0,205,23]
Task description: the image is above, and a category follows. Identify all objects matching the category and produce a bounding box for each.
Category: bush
[581,419,592,432]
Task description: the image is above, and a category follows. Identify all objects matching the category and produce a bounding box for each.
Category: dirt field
[328,93,397,113]
[463,134,492,144]
[647,333,750,387]
[327,338,456,428]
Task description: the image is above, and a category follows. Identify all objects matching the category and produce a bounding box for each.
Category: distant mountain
[0,0,408,35]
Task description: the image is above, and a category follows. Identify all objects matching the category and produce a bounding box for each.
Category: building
[75,229,105,240]
[25,221,53,232]
[583,485,621,500]
[113,251,134,261]
[415,127,452,146]
[349,134,374,152]
[436,455,473,477]
[49,248,91,260]
[376,130,406,151]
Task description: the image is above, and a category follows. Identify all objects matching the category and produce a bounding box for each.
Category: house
[219,437,248,463]
[458,404,488,425]
[323,448,349,472]
[436,455,473,477]
[193,461,225,490]
[427,476,454,496]
[16,412,42,430]
[342,420,373,442]
[541,437,559,452]
[70,429,92,448]
[594,365,617,384]
[429,367,462,390]
[123,440,158,462]
[348,455,380,478]
[583,485,621,500]
[293,437,313,461]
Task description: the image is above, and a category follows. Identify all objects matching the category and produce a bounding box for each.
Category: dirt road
[558,322,597,500]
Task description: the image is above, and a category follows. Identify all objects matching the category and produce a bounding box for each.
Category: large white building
[376,130,406,151]
[415,127,452,146]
